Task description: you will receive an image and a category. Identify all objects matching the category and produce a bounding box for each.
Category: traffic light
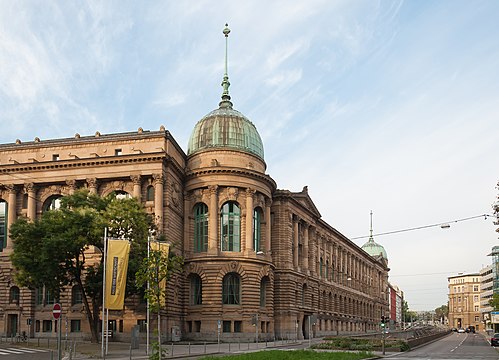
[381,315,385,327]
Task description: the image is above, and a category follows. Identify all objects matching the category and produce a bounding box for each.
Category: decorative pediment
[279,186,322,219]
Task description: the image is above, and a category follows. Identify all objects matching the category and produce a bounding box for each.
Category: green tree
[135,236,183,360]
[402,300,418,324]
[10,190,153,343]
[490,293,499,311]
[434,304,448,324]
[494,181,499,232]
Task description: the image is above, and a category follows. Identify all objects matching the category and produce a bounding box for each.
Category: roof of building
[361,238,388,260]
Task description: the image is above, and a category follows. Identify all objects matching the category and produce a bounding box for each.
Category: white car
[457,328,465,333]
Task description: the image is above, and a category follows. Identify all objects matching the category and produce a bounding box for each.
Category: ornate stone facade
[0,125,389,341]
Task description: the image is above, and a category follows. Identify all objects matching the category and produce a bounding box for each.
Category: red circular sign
[53,303,62,319]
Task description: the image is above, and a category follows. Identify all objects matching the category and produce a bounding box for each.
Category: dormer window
[115,149,122,156]
[52,154,60,161]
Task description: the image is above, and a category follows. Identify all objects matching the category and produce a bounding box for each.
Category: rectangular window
[52,154,60,161]
[187,321,192,333]
[194,321,201,332]
[35,288,43,305]
[115,149,122,156]
[473,285,479,292]
[43,320,53,332]
[223,321,231,333]
[474,295,479,302]
[137,319,147,332]
[474,305,479,311]
[474,316,480,322]
[234,321,242,333]
[70,320,81,332]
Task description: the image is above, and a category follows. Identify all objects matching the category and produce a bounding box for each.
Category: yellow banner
[150,242,170,306]
[105,240,131,310]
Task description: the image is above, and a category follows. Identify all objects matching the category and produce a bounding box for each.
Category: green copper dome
[361,238,388,260]
[187,24,264,160]
[187,106,265,160]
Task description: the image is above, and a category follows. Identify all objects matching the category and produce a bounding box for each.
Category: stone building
[0,26,389,342]
[447,273,481,330]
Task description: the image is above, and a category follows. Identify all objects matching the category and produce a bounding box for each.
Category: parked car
[467,326,475,333]
[491,333,499,347]
[457,328,465,333]
[451,327,457,332]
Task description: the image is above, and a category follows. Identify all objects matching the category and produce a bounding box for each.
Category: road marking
[450,333,468,352]
[0,347,48,356]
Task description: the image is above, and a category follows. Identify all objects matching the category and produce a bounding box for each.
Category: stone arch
[185,262,209,284]
[216,261,248,282]
[100,180,133,197]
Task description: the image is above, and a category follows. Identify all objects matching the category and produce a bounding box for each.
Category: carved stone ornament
[171,181,180,208]
[152,174,163,185]
[131,175,141,185]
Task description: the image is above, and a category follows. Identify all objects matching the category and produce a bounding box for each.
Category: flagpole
[101,227,108,359]
[146,236,150,356]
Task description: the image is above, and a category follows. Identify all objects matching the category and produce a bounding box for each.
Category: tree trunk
[78,278,99,343]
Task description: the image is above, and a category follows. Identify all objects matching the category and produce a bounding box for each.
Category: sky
[1,0,498,312]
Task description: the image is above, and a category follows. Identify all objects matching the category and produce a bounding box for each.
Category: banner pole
[101,227,108,359]
[146,236,150,356]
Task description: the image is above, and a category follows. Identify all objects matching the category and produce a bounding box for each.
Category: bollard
[239,341,241,350]
[204,342,207,354]
[229,342,231,352]
[188,342,191,355]
[50,350,54,360]
[247,340,250,350]
[171,342,174,357]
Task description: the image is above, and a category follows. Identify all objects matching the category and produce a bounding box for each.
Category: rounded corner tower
[183,24,276,342]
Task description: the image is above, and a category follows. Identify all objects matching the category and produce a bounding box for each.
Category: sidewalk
[62,338,324,360]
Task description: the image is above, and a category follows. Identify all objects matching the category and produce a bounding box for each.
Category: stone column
[25,183,36,220]
[303,223,309,273]
[131,175,141,200]
[152,174,164,233]
[66,180,76,195]
[183,191,191,254]
[316,233,321,276]
[265,198,271,254]
[208,185,218,255]
[293,217,299,269]
[245,188,254,252]
[86,178,98,195]
[6,185,16,249]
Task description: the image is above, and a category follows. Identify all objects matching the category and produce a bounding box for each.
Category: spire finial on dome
[219,23,233,109]
[369,210,374,242]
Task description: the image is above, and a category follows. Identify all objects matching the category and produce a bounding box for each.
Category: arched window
[190,274,203,305]
[44,288,57,305]
[71,285,83,305]
[194,203,208,252]
[260,277,269,307]
[319,257,323,277]
[302,284,307,307]
[253,207,262,252]
[222,273,240,305]
[146,185,155,201]
[326,260,329,280]
[43,195,62,212]
[9,286,20,304]
[114,190,131,200]
[0,200,7,251]
[220,202,240,252]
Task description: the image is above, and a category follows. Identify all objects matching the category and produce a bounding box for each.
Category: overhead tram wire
[350,213,493,240]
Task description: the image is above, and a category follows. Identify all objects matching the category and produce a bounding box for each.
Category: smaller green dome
[361,238,388,260]
[187,106,265,160]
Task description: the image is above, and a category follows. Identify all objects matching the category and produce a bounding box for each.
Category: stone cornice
[186,167,277,191]
[0,153,166,175]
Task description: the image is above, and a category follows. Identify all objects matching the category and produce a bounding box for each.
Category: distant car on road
[451,327,457,332]
[457,328,465,333]
[491,333,499,347]
[466,326,475,333]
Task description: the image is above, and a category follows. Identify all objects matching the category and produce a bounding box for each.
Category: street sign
[53,303,62,319]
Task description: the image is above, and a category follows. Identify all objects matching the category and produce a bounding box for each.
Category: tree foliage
[494,181,499,235]
[10,190,154,342]
[490,293,499,311]
[434,304,448,322]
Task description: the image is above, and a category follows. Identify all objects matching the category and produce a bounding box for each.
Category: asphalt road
[388,332,499,360]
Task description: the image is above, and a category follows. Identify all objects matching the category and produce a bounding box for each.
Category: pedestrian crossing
[0,347,48,356]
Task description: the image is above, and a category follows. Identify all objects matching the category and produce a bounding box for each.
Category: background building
[480,264,493,331]
[447,273,481,330]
